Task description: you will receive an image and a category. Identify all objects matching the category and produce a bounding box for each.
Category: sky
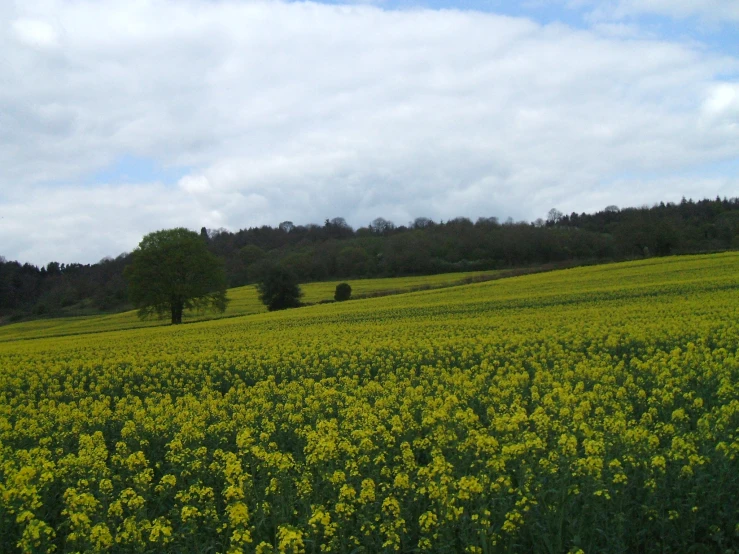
[1,0,738,266]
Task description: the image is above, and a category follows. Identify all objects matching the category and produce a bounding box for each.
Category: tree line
[2,196,738,323]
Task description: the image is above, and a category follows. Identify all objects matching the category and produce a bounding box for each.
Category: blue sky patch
[83,155,190,187]
[318,0,738,58]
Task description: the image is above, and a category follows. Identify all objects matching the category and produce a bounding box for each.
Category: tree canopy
[124,228,228,324]
[257,266,303,311]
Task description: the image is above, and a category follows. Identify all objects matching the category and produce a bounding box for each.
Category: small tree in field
[334,283,352,301]
[257,267,303,311]
[124,228,228,324]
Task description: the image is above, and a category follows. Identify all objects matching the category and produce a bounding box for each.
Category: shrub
[334,282,352,301]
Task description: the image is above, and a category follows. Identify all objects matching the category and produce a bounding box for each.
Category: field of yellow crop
[1,253,738,553]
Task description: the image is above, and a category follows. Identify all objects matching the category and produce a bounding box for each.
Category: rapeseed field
[1,253,738,553]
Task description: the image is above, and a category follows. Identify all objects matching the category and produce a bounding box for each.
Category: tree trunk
[170,301,184,324]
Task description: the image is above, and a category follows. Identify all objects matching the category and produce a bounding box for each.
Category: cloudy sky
[1,0,738,265]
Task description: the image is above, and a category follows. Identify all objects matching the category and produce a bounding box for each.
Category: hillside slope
[1,252,738,553]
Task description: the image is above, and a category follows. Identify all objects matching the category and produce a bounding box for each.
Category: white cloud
[703,83,739,118]
[178,175,212,194]
[0,0,738,265]
[12,18,60,49]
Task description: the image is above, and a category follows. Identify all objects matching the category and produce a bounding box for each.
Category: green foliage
[239,244,266,266]
[256,266,303,311]
[334,282,352,301]
[124,228,228,324]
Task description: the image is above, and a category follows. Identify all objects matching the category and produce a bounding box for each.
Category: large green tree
[124,228,228,324]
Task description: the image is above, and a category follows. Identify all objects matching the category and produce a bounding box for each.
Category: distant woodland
[2,197,739,323]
